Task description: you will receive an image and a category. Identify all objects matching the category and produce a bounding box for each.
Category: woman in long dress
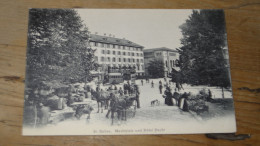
[164,87,173,106]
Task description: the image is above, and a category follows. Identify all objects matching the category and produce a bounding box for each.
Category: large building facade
[89,34,145,76]
[143,47,179,77]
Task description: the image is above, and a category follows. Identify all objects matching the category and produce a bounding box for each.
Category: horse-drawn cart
[108,93,137,125]
[124,95,137,118]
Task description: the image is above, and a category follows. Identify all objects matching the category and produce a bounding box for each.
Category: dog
[151,99,160,106]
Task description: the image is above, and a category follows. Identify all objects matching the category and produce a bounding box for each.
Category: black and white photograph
[22,9,236,135]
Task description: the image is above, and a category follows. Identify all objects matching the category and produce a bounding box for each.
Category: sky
[77,9,192,50]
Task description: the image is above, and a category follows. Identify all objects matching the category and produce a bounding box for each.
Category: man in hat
[135,85,141,108]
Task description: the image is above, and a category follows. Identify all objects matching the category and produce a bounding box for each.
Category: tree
[24,9,99,127]
[147,59,165,78]
[178,10,230,88]
[26,9,98,88]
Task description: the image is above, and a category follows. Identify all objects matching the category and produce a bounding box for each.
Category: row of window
[165,60,176,68]
[91,42,142,51]
[105,64,144,71]
[98,57,143,63]
[156,52,176,57]
[101,50,143,56]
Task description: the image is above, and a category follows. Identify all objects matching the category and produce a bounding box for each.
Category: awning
[90,70,103,75]
[108,73,122,76]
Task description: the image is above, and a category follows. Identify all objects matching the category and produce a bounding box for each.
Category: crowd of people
[86,80,141,109]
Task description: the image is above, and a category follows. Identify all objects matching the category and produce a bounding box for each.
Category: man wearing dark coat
[159,84,163,94]
[135,85,141,108]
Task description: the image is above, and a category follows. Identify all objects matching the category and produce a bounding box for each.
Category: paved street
[23,78,235,135]
[55,78,234,126]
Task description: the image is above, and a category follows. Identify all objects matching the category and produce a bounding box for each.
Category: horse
[91,90,110,113]
[123,84,130,93]
[107,93,136,125]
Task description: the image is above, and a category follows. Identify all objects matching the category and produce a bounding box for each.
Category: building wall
[144,50,179,77]
[90,41,145,76]
[163,51,180,74]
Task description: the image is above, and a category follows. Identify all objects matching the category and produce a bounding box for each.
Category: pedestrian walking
[159,80,162,86]
[118,87,123,96]
[135,85,141,108]
[159,84,163,94]
[141,79,143,86]
[151,81,154,88]
[96,84,100,92]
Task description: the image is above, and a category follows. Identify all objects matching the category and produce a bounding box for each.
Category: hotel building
[89,34,145,76]
[143,47,179,77]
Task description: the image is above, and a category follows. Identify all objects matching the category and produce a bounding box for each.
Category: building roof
[143,47,178,53]
[89,34,144,48]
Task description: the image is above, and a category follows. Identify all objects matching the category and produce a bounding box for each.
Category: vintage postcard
[22,9,236,135]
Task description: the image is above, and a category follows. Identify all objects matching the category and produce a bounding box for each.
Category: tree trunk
[33,104,37,128]
[222,87,225,98]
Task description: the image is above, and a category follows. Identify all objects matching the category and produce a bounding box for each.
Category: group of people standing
[149,77,185,107]
[91,81,141,109]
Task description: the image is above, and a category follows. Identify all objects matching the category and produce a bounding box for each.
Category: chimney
[95,32,98,35]
[104,33,106,36]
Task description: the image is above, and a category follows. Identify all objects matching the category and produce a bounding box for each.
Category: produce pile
[185,89,211,115]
